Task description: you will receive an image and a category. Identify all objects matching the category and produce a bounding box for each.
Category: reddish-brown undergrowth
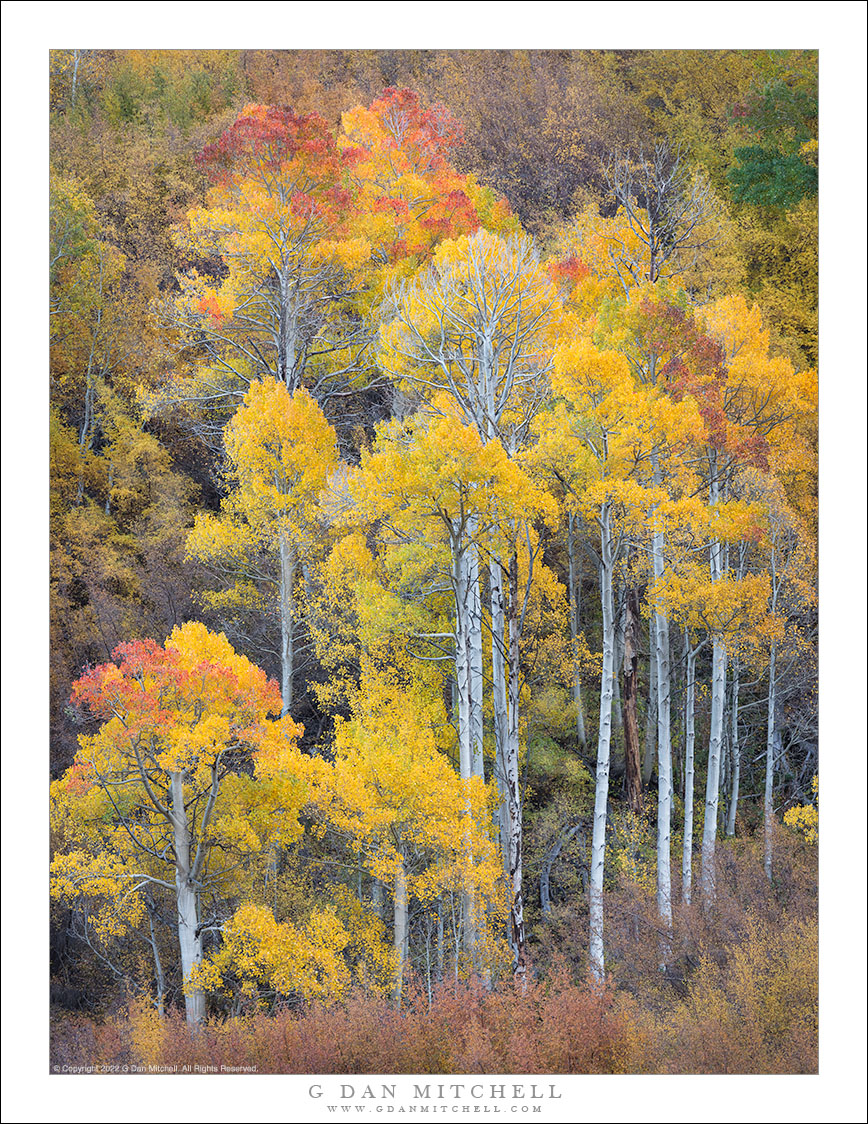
[50,839,817,1075]
[51,971,628,1075]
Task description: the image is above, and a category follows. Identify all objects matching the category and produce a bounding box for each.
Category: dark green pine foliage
[728,73,818,209]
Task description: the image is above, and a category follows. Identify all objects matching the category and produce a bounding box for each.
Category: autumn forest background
[47,47,821,1075]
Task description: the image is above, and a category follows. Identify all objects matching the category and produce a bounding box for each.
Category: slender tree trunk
[622,586,643,815]
[655,638,673,937]
[764,538,781,883]
[372,878,386,922]
[700,465,728,908]
[279,533,296,715]
[104,461,114,516]
[393,847,408,1006]
[642,612,658,785]
[590,506,615,982]
[567,511,587,749]
[145,896,165,1017]
[682,635,697,905]
[726,657,741,836]
[700,632,727,905]
[277,273,299,391]
[435,898,445,986]
[612,585,625,736]
[505,545,526,978]
[541,824,582,917]
[451,535,480,954]
[452,535,471,780]
[70,49,81,108]
[764,643,778,882]
[76,292,102,505]
[490,555,510,878]
[169,772,205,1027]
[651,460,673,930]
[467,529,485,781]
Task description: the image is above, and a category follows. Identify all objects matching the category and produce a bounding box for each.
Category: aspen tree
[305,662,506,997]
[187,377,338,715]
[543,337,671,979]
[379,229,562,976]
[51,623,306,1027]
[350,407,555,972]
[690,295,811,901]
[157,92,506,441]
[736,469,816,883]
[585,289,708,935]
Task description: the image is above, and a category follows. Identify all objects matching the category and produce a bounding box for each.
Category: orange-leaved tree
[50,622,307,1026]
[340,86,516,277]
[154,91,515,441]
[159,104,370,439]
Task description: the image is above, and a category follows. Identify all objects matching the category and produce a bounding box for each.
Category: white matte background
[2,5,865,1121]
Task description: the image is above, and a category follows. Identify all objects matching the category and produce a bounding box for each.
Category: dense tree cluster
[49,49,818,1068]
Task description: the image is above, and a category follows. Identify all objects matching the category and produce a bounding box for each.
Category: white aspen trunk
[70,49,81,108]
[79,347,97,453]
[393,848,408,1006]
[589,506,615,982]
[75,284,103,506]
[651,505,673,929]
[726,658,741,836]
[682,636,697,905]
[467,528,485,781]
[700,632,727,905]
[622,586,643,815]
[169,772,205,1027]
[642,613,658,785]
[764,537,781,883]
[567,512,587,749]
[505,546,526,976]
[764,642,777,882]
[452,537,472,781]
[279,533,296,715]
[277,272,299,391]
[490,555,511,878]
[700,467,728,907]
[453,532,480,958]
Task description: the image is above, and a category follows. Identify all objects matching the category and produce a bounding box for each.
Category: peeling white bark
[700,632,727,905]
[651,512,673,930]
[764,643,778,882]
[393,848,408,1005]
[589,505,615,982]
[169,772,205,1026]
[682,635,698,905]
[466,528,485,781]
[505,547,526,975]
[700,470,728,907]
[490,556,511,879]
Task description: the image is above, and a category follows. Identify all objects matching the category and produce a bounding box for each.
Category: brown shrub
[49,836,816,1075]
